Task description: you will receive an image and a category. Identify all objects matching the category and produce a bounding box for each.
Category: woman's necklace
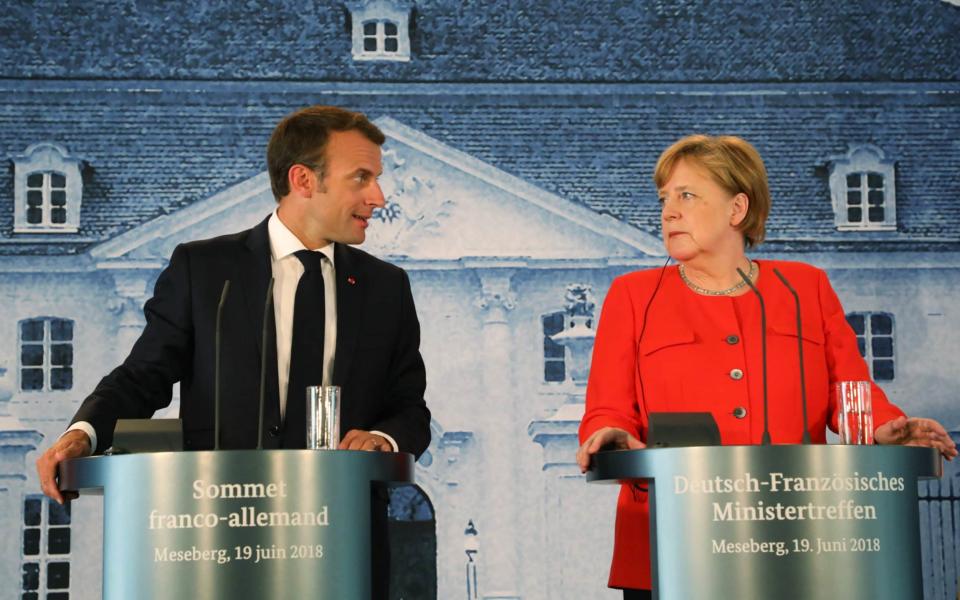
[679,261,758,296]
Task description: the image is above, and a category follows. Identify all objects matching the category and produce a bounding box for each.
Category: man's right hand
[36,429,92,505]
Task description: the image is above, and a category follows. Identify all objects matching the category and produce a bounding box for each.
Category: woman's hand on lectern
[36,429,92,505]
[576,427,646,473]
[874,416,958,460]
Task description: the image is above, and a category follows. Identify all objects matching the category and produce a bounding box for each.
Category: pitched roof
[1,0,957,83]
[1,84,957,255]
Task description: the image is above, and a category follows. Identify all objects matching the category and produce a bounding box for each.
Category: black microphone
[257,278,275,450]
[214,280,231,451]
[773,268,812,444]
[736,267,771,445]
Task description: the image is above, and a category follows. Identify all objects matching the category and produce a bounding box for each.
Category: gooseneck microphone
[737,267,772,446]
[214,280,231,451]
[773,268,812,444]
[636,256,672,420]
[257,278,275,450]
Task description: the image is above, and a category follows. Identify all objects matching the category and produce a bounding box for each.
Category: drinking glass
[306,385,340,449]
[837,380,874,445]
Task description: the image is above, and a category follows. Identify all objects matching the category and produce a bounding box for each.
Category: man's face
[304,129,385,246]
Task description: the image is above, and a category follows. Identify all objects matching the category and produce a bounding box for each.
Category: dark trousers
[623,590,652,600]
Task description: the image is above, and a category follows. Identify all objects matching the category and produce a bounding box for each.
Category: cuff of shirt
[369,430,399,452]
[64,422,98,455]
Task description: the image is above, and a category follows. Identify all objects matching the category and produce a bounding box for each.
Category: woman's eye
[681,191,695,200]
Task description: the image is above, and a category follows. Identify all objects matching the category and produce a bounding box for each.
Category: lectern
[60,450,413,600]
[588,445,941,600]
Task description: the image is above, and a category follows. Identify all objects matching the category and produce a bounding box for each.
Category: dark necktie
[285,249,326,445]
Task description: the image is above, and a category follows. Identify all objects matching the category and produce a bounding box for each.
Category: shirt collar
[268,210,335,267]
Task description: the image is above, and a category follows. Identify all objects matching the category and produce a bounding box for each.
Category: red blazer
[579,260,905,590]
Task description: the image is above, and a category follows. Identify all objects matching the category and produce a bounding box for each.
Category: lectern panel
[589,445,940,600]
[60,450,413,600]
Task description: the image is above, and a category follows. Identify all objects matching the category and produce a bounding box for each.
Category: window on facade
[19,318,74,392]
[22,495,71,600]
[846,312,895,381]
[844,172,887,226]
[542,311,566,383]
[349,1,411,61]
[25,171,69,226]
[828,145,896,232]
[362,20,400,53]
[13,143,84,234]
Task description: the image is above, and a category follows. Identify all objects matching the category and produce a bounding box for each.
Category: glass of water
[837,380,874,445]
[306,385,340,450]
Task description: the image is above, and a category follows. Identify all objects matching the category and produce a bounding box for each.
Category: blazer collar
[240,215,281,430]
[241,215,273,357]
[240,224,367,417]
[645,263,824,348]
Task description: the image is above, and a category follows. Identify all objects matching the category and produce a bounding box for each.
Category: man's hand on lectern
[339,429,392,452]
[576,427,646,474]
[875,416,958,460]
[36,429,92,505]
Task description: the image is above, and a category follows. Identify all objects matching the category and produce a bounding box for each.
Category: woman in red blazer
[576,135,957,599]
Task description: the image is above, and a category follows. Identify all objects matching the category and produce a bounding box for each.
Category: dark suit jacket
[72,216,431,456]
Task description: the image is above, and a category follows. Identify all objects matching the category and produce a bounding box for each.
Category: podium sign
[588,445,940,600]
[60,450,413,600]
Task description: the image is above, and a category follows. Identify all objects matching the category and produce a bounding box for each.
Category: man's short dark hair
[266,105,386,201]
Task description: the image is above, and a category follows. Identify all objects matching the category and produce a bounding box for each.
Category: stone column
[0,364,44,596]
[107,269,152,361]
[473,269,521,600]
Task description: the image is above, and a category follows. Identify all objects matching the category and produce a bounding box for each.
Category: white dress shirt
[268,210,337,417]
[71,211,396,452]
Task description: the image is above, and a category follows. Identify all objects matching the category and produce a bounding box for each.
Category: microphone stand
[773,268,812,444]
[737,267,772,446]
[257,278,275,450]
[214,280,231,450]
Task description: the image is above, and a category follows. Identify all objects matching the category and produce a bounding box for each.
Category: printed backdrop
[0,1,958,599]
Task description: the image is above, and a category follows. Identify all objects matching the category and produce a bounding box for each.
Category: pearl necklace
[679,261,758,296]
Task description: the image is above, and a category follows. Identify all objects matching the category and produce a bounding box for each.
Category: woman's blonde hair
[654,134,771,247]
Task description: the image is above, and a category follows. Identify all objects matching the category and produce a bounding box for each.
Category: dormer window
[12,143,83,234]
[27,171,67,225]
[364,20,400,54]
[349,0,411,62]
[827,145,897,232]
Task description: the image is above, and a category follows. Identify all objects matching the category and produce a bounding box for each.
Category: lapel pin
[347,276,356,285]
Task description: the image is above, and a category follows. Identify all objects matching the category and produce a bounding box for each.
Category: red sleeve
[817,269,906,433]
[579,276,644,443]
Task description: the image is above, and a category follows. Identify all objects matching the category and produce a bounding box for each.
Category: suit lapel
[240,216,281,434]
[241,217,272,355]
[332,243,364,387]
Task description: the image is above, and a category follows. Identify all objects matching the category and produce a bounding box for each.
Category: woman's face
[658,158,747,262]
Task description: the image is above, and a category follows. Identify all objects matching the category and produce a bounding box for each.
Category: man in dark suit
[36,105,430,499]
